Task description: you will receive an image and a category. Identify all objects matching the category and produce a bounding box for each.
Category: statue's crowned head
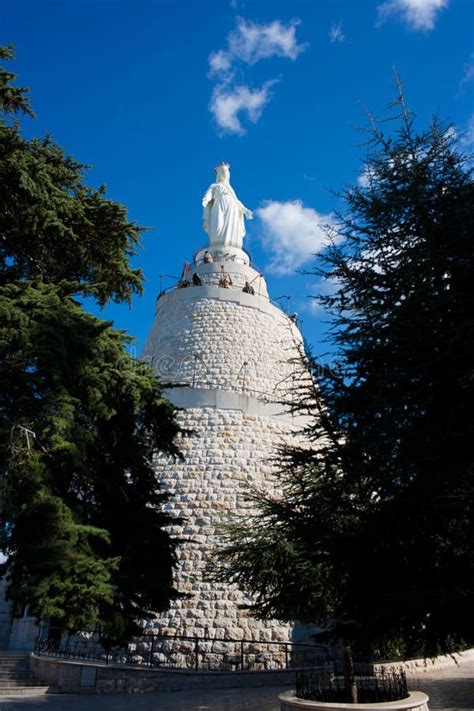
[215,162,230,183]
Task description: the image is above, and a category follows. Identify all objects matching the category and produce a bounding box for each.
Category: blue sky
[3,0,474,359]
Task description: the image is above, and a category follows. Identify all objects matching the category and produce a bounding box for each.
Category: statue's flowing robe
[202,181,247,249]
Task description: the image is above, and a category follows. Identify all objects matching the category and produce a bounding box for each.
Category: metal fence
[34,631,332,673]
[156,277,291,314]
[296,667,408,703]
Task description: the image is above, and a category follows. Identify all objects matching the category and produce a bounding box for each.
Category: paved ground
[408,662,474,710]
[0,686,285,711]
[0,663,472,710]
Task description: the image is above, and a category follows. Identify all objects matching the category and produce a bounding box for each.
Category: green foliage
[218,86,474,660]
[316,88,474,657]
[0,45,33,118]
[6,494,119,633]
[0,46,182,644]
[0,47,143,306]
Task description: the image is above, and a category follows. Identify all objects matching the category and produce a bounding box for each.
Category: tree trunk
[340,638,358,703]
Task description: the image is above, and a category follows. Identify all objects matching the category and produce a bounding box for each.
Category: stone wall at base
[375,647,474,674]
[0,580,12,649]
[0,579,39,651]
[146,405,304,643]
[31,655,297,694]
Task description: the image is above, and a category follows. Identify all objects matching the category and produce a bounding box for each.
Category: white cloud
[228,17,306,65]
[210,81,276,135]
[208,49,233,79]
[357,160,400,187]
[357,166,374,188]
[460,114,474,147]
[305,277,341,315]
[460,54,474,89]
[256,200,336,275]
[307,298,323,315]
[444,126,458,141]
[207,17,306,134]
[329,22,346,44]
[377,0,448,31]
[209,18,306,80]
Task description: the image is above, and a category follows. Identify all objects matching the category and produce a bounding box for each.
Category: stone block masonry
[146,407,302,642]
[142,255,311,644]
[144,285,303,403]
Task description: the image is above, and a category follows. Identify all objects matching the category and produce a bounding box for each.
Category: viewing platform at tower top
[155,245,299,325]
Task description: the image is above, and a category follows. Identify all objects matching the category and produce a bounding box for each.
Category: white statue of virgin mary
[202,163,253,249]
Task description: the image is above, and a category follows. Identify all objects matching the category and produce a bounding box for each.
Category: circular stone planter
[279,690,429,711]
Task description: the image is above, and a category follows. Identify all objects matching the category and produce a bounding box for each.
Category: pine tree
[217,84,474,679]
[0,46,182,643]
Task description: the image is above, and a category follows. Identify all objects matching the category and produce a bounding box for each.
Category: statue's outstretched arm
[237,199,253,220]
[202,186,214,234]
[202,185,214,208]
